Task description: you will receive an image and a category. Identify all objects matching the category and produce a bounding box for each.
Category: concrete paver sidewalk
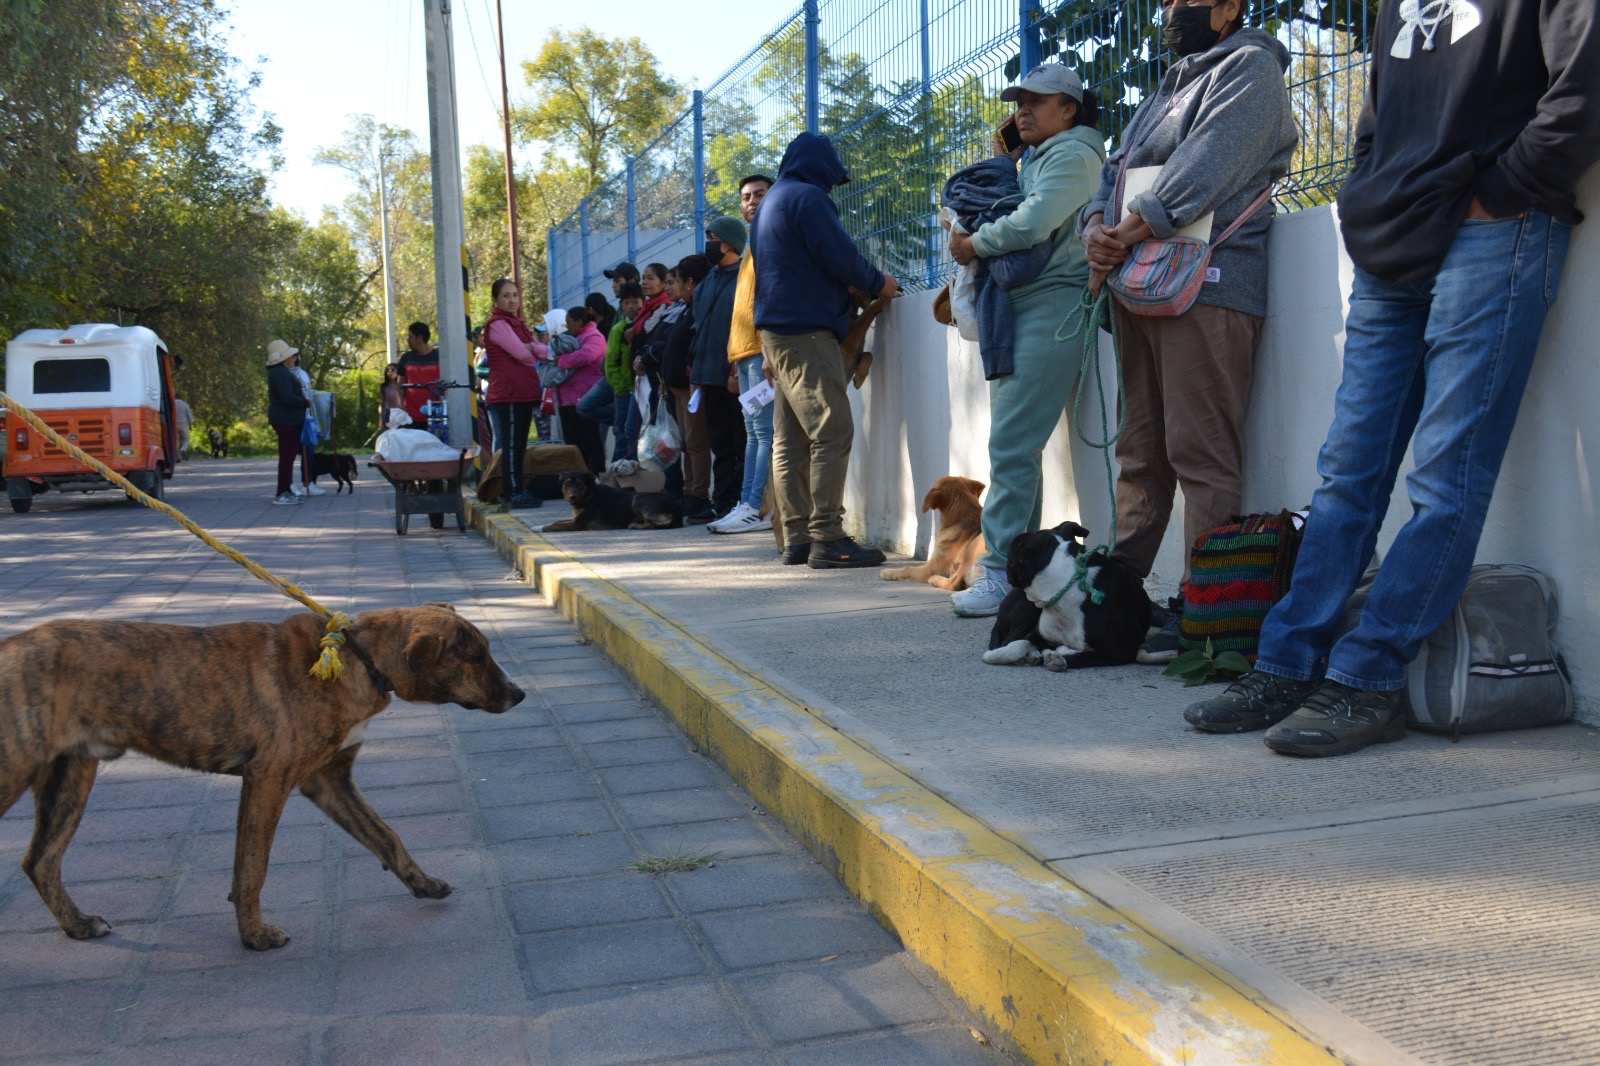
[481,494,1600,1066]
[0,459,1010,1065]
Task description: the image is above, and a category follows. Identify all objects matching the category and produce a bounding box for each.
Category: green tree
[314,117,435,360]
[513,28,686,193]
[266,212,376,388]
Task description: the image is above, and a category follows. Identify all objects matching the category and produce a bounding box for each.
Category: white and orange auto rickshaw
[4,324,180,513]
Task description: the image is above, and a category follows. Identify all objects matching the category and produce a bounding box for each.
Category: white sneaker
[707,501,754,533]
[305,483,326,496]
[290,484,306,497]
[272,492,300,506]
[711,503,772,535]
[951,567,1011,617]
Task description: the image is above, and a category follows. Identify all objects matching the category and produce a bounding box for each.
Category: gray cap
[1000,63,1083,103]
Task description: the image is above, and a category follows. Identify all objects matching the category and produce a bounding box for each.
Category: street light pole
[423,0,471,447]
[495,0,523,298]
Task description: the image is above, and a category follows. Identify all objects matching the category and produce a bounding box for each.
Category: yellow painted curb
[470,499,1342,1066]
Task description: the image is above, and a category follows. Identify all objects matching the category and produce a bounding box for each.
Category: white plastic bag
[941,209,980,342]
[638,403,681,467]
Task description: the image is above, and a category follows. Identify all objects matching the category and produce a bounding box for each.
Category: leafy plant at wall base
[1163,639,1252,687]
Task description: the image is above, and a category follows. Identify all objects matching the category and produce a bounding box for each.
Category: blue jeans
[737,355,774,509]
[577,378,615,424]
[612,390,640,463]
[1256,211,1571,691]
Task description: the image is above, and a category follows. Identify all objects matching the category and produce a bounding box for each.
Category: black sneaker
[1183,670,1322,734]
[780,541,812,565]
[681,496,717,525]
[1264,682,1405,757]
[1137,612,1184,664]
[807,536,885,569]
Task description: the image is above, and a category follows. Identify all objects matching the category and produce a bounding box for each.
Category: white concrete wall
[842,170,1600,722]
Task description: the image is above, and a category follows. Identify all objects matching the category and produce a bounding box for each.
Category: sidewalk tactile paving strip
[1116,800,1600,1066]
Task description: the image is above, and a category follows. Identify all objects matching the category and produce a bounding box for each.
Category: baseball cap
[1000,63,1084,103]
[602,261,638,279]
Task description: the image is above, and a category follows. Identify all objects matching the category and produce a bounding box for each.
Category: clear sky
[225,0,764,220]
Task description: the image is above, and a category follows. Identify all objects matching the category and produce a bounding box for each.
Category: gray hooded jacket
[1081,28,1297,318]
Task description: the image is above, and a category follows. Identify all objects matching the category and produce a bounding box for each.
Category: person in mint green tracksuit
[946,62,1106,618]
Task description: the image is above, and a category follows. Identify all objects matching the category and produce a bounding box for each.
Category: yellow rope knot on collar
[310,611,352,682]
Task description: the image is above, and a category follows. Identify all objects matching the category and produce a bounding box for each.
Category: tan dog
[0,604,524,951]
[881,476,987,590]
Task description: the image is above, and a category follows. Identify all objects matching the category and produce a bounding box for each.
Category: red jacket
[482,308,539,404]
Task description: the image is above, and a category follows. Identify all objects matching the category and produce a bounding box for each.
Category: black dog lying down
[537,470,682,532]
[983,521,1153,670]
[309,452,359,494]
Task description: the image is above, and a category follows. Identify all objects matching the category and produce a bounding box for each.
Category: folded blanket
[942,158,1051,379]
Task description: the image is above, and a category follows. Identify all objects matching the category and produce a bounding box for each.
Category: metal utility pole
[495,0,522,296]
[376,136,398,367]
[423,0,471,446]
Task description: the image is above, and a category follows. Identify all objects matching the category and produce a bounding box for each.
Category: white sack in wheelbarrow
[375,428,462,463]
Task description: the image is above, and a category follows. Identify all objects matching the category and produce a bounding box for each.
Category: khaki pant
[761,329,853,545]
[1110,302,1263,581]
[669,385,711,502]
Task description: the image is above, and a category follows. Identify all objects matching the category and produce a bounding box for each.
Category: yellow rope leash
[1,393,351,681]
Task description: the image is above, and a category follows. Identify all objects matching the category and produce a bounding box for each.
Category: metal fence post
[804,0,820,134]
[692,91,706,243]
[920,0,936,289]
[626,158,638,266]
[579,198,592,302]
[1019,0,1041,73]
[547,227,557,309]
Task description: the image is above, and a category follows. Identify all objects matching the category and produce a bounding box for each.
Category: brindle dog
[0,603,524,950]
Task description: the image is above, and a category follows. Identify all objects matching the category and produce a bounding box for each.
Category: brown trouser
[1110,302,1263,581]
[761,329,853,545]
[669,385,711,501]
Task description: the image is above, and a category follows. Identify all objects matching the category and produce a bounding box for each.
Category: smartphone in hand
[998,115,1022,154]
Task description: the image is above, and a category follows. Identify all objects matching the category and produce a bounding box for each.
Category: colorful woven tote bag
[1180,511,1305,661]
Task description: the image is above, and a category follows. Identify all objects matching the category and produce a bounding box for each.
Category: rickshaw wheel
[9,497,30,514]
[428,512,445,530]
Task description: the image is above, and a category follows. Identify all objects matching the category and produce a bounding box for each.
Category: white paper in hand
[738,378,776,416]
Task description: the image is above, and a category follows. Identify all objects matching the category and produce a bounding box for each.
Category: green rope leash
[1048,287,1126,607]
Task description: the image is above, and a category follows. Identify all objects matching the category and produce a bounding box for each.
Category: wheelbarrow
[369,446,478,535]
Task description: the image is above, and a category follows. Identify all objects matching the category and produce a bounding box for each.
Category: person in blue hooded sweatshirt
[749,132,901,569]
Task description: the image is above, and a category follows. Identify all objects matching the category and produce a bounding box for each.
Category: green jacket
[603,319,632,395]
[970,125,1106,304]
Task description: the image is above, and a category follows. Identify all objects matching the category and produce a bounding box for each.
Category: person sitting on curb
[749,132,900,569]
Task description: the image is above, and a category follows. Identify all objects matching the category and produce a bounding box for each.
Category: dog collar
[342,631,394,695]
[1043,548,1109,609]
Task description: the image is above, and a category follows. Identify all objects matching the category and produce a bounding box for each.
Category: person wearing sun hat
[265,339,310,505]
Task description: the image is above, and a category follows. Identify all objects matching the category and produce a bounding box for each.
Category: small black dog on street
[207,429,229,458]
[309,452,358,494]
[983,520,1152,670]
[538,470,683,532]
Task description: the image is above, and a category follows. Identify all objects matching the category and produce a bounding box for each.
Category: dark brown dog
[0,604,524,951]
[538,470,682,532]
[881,476,987,590]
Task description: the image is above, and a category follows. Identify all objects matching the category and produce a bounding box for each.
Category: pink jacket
[553,322,605,407]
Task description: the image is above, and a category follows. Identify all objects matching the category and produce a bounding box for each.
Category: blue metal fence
[549,0,1375,307]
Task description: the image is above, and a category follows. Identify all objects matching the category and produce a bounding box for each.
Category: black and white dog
[983,521,1153,670]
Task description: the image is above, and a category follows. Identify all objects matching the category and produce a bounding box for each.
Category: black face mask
[704,238,724,261]
[1163,5,1221,56]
